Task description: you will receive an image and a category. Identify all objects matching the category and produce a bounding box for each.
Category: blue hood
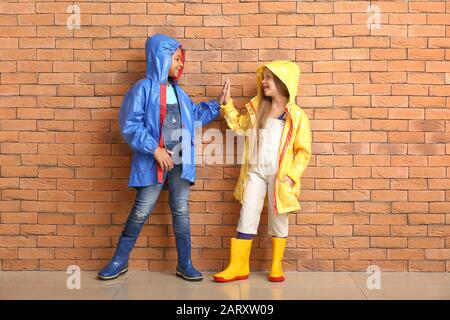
[145,34,184,83]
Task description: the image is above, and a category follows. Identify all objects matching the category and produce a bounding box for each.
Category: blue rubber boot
[98,232,136,281]
[175,234,203,281]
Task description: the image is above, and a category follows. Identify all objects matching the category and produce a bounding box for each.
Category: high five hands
[217,77,231,105]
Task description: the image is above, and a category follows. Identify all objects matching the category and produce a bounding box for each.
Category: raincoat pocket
[279,179,298,205]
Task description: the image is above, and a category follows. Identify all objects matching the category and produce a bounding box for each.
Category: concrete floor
[0,271,448,300]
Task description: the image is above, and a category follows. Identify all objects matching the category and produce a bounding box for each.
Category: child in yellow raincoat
[214,60,312,283]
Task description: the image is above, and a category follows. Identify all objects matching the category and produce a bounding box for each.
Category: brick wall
[0,0,449,272]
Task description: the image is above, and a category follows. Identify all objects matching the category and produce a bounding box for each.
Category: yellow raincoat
[221,60,312,214]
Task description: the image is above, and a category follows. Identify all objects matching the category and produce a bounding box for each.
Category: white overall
[237,118,289,237]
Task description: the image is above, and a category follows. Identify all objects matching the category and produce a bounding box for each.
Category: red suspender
[157,83,167,183]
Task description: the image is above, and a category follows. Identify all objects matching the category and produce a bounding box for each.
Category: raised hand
[217,77,231,105]
[225,77,230,104]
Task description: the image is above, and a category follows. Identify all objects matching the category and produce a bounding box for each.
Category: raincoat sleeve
[220,98,251,136]
[286,112,312,186]
[191,97,220,127]
[119,85,159,155]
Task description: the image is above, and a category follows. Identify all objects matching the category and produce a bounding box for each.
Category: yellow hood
[254,60,301,106]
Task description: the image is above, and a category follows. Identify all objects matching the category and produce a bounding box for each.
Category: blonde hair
[254,68,290,146]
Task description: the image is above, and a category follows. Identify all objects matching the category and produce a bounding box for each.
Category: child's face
[168,48,183,79]
[261,68,277,97]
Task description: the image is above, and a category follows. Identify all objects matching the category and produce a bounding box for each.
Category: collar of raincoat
[144,33,185,84]
[251,60,301,112]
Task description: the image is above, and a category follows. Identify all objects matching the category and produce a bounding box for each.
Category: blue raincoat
[119,34,220,187]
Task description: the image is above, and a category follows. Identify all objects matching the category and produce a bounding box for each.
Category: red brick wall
[0,1,449,272]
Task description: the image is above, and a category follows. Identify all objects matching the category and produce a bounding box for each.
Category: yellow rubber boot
[213,238,252,283]
[269,237,287,282]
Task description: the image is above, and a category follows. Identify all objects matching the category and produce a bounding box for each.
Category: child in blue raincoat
[98,34,227,281]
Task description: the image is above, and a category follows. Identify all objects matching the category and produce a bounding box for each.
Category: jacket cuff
[210,98,220,109]
[221,98,234,111]
[148,143,158,155]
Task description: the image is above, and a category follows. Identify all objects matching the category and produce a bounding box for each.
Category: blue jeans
[123,164,190,239]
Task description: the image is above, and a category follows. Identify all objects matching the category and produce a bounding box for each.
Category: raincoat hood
[254,60,300,106]
[144,33,185,83]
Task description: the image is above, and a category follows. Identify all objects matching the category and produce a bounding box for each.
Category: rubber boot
[98,232,136,281]
[268,237,286,282]
[175,233,203,281]
[213,238,252,283]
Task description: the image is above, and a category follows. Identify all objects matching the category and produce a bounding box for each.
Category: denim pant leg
[123,182,165,239]
[167,165,191,235]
